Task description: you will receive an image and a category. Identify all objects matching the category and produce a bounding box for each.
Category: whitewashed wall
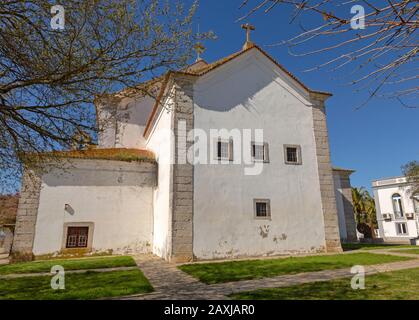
[373,178,419,239]
[146,94,175,260]
[97,95,155,149]
[192,49,326,259]
[32,159,156,255]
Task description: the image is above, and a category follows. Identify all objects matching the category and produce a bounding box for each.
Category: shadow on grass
[179,252,411,284]
[231,267,419,300]
[342,243,417,252]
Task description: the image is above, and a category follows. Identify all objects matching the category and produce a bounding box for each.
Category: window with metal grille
[287,147,297,162]
[252,142,269,162]
[254,199,271,219]
[216,139,233,161]
[395,222,408,235]
[66,227,89,248]
[217,141,228,159]
[284,145,301,165]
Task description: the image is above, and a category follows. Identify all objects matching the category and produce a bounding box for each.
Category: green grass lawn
[0,256,136,275]
[178,253,411,284]
[230,267,419,300]
[391,248,419,255]
[342,243,417,251]
[0,269,153,300]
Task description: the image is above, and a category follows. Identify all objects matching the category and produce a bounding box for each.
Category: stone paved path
[122,250,419,300]
[367,249,419,258]
[122,255,227,300]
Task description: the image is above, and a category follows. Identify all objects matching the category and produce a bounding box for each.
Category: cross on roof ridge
[241,23,255,50]
[194,42,205,62]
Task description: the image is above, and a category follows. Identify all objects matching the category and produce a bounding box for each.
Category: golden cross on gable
[194,42,205,61]
[241,23,255,49]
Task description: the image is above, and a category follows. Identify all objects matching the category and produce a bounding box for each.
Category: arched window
[413,193,419,214]
[392,193,404,218]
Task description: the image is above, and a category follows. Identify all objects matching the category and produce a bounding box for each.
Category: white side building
[372,176,419,243]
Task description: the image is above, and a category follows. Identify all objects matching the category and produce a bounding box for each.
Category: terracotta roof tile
[184,44,332,96]
[45,148,156,163]
[185,49,247,76]
[332,166,355,173]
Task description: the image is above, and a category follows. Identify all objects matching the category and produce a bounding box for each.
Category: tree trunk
[369,222,376,239]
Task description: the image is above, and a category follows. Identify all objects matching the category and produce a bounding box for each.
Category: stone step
[0,248,7,254]
[0,253,9,259]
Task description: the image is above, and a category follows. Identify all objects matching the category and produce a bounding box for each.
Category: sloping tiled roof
[185,49,246,76]
[184,44,332,96]
[45,148,156,163]
[332,166,355,173]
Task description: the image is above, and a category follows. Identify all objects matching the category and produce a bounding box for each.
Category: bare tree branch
[240,0,418,107]
[0,0,205,192]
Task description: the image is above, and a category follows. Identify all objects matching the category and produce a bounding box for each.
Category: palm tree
[351,187,377,238]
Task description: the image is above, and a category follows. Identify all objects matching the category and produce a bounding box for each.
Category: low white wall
[32,159,156,256]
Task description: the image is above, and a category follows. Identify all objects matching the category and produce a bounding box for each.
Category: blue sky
[192,0,419,191]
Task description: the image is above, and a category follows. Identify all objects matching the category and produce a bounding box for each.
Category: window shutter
[214,139,220,160]
[263,143,269,163]
[229,139,234,161]
[297,146,302,164]
[267,200,271,217]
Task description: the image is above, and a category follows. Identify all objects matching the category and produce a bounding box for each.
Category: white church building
[12,33,357,262]
[373,176,419,242]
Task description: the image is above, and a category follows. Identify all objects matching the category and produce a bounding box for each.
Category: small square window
[215,139,233,161]
[251,142,269,162]
[66,227,89,248]
[396,223,408,235]
[284,145,302,165]
[254,199,271,219]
